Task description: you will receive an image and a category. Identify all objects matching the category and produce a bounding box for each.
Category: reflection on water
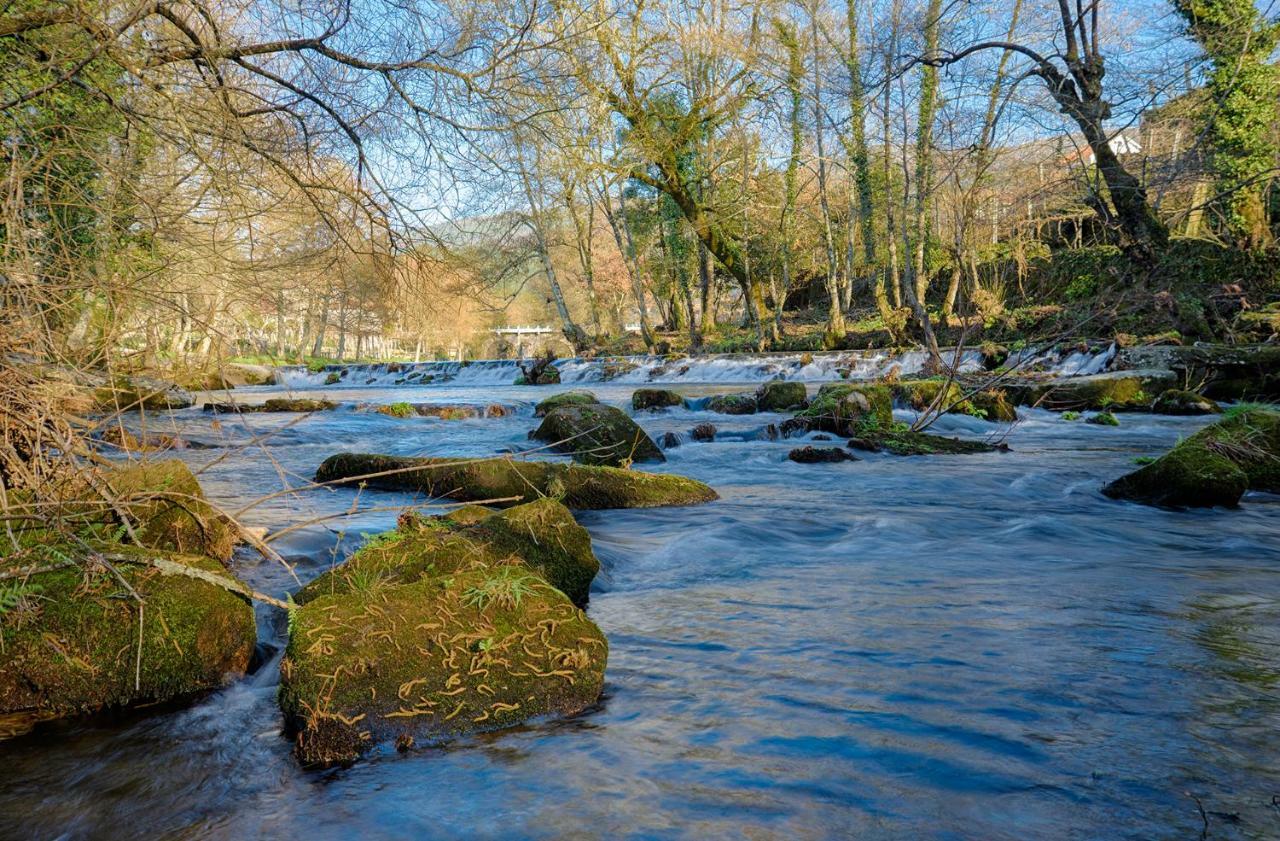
[3,380,1280,839]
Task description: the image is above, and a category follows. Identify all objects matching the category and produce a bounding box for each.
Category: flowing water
[2,355,1279,840]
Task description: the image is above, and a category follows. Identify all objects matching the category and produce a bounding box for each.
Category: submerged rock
[691,423,717,442]
[632,388,685,411]
[755,381,807,412]
[1102,409,1280,508]
[531,404,664,466]
[0,545,256,739]
[299,499,599,607]
[1151,389,1222,416]
[1086,411,1120,426]
[788,446,858,464]
[657,432,681,448]
[706,394,758,415]
[314,453,718,510]
[363,402,509,420]
[534,391,599,417]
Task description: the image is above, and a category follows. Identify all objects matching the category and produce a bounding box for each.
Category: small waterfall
[275,343,1116,388]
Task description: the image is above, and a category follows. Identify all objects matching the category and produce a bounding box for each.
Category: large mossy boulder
[756,381,807,412]
[535,391,599,417]
[0,544,256,738]
[632,388,685,411]
[94,376,194,412]
[891,379,1017,423]
[1008,369,1175,411]
[92,460,239,562]
[795,384,893,436]
[705,394,758,415]
[1102,410,1280,508]
[314,454,718,510]
[299,499,599,607]
[280,566,606,766]
[531,404,664,466]
[1152,389,1222,416]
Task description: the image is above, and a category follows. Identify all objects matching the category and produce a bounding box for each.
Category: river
[2,356,1278,840]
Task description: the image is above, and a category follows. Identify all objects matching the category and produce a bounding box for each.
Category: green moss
[631,389,685,411]
[1016,371,1172,411]
[1062,411,1082,421]
[324,372,341,385]
[314,454,718,510]
[0,544,255,737]
[531,404,664,466]
[534,391,599,417]
[279,567,606,767]
[847,418,998,456]
[93,376,193,412]
[1152,389,1222,416]
[298,498,599,607]
[91,460,238,561]
[378,402,414,419]
[1103,409,1280,507]
[705,394,758,414]
[1087,411,1120,426]
[755,381,807,412]
[796,384,893,435]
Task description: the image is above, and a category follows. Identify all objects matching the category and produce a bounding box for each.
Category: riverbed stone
[632,388,685,411]
[203,398,337,413]
[1007,369,1174,411]
[0,543,256,739]
[795,384,893,436]
[788,446,857,464]
[706,394,758,415]
[1102,409,1280,508]
[279,565,606,767]
[534,391,599,417]
[756,381,807,412]
[314,454,718,510]
[1151,389,1222,416]
[532,404,664,466]
[298,499,599,608]
[847,427,999,456]
[94,376,194,412]
[691,423,717,442]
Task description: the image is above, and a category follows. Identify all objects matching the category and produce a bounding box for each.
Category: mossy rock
[531,404,664,466]
[298,499,599,607]
[534,391,599,417]
[94,376,194,412]
[847,426,998,456]
[971,389,1018,422]
[1087,411,1120,426]
[531,366,562,385]
[787,446,857,464]
[631,389,685,411]
[203,398,337,413]
[795,384,893,436]
[0,544,256,738]
[705,394,758,415]
[324,372,341,385]
[755,381,807,412]
[1011,370,1174,411]
[1102,410,1280,507]
[314,454,718,510]
[279,567,606,766]
[87,460,239,562]
[1152,389,1222,416]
